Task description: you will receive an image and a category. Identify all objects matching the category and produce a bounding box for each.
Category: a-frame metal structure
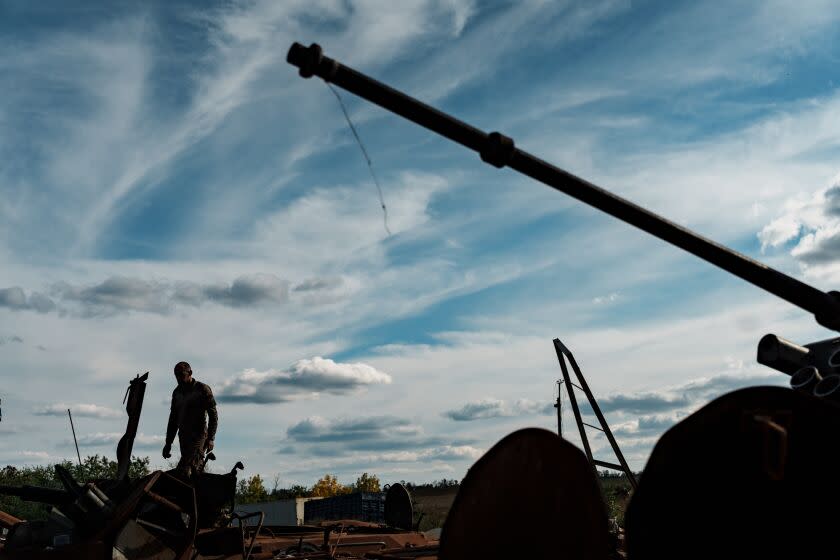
[553,338,638,490]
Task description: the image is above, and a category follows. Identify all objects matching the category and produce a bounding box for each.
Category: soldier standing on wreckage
[162,361,218,478]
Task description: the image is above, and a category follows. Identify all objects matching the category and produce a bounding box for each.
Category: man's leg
[177,433,207,478]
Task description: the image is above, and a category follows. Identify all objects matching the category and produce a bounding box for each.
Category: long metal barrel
[286,42,840,332]
[0,484,73,504]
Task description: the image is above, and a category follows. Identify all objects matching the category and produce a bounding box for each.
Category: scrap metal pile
[0,373,438,560]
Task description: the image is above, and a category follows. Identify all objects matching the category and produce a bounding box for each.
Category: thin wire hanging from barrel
[326,83,391,236]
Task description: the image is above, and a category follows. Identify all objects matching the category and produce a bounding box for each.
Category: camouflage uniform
[165,379,218,478]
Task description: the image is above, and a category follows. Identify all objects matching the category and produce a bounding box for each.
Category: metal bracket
[744,410,791,480]
[479,131,515,168]
[287,42,338,81]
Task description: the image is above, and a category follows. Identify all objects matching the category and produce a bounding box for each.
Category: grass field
[411,474,634,531]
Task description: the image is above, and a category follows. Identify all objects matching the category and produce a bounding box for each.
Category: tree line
[237,473,461,504]
[0,456,463,516]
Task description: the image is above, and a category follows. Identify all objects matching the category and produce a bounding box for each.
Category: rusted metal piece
[0,510,21,530]
[96,470,197,559]
[365,545,440,560]
[752,413,789,480]
[439,428,611,560]
[231,511,264,559]
[216,522,432,559]
[625,386,840,559]
[112,519,176,560]
[145,490,185,514]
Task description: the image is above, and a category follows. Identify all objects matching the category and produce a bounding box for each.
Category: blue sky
[3,0,840,486]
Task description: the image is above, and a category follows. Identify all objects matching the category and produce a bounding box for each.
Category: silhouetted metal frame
[286,42,840,333]
[553,338,638,490]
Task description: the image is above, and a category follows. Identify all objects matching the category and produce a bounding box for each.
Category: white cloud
[278,414,481,473]
[443,397,553,421]
[443,398,508,421]
[0,335,24,345]
[34,403,122,419]
[19,451,51,460]
[0,287,55,313]
[0,450,56,465]
[73,432,164,448]
[1,273,295,316]
[216,357,392,403]
[421,445,483,461]
[758,177,840,277]
[593,292,620,305]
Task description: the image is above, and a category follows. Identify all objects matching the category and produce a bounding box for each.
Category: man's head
[174,361,193,385]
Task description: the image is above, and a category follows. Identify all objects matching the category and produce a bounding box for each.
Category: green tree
[311,474,351,497]
[237,474,269,504]
[63,454,151,482]
[270,484,312,500]
[353,472,380,493]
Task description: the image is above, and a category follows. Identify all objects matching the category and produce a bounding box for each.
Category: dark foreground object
[440,428,610,560]
[626,386,840,559]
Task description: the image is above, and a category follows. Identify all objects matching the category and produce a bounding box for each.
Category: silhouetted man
[162,361,218,478]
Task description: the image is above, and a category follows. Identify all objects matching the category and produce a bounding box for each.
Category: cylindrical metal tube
[814,374,840,401]
[790,366,822,393]
[757,334,810,375]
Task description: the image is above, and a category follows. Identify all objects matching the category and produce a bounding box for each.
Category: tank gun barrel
[287,42,840,332]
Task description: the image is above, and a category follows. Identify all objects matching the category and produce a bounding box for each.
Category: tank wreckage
[3,42,840,558]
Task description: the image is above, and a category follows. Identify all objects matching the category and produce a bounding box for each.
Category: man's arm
[162,392,178,459]
[205,384,218,444]
[165,393,178,446]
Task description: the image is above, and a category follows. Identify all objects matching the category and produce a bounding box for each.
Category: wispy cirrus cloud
[216,357,392,404]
